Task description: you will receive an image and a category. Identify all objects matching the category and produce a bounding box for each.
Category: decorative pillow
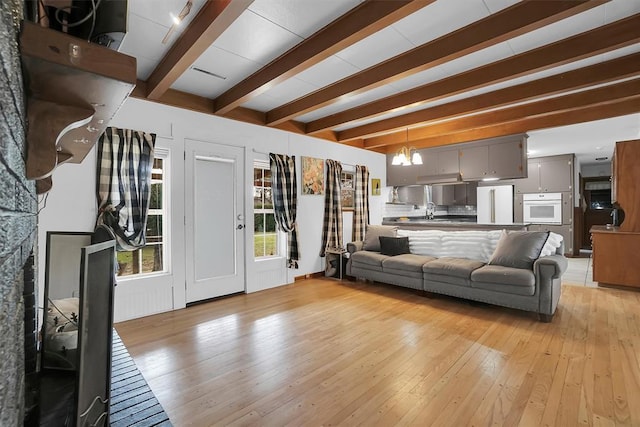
[539,232,563,257]
[363,225,397,252]
[489,230,549,270]
[379,236,410,256]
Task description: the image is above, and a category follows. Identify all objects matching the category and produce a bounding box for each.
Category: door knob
[237,224,244,230]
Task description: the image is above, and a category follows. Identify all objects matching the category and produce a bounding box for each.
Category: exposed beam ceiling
[338,52,640,141]
[264,0,605,126]
[146,0,254,100]
[122,0,640,159]
[213,0,433,115]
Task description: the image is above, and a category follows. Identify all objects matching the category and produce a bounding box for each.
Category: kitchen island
[383,216,530,231]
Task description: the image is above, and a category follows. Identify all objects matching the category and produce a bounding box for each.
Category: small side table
[325,248,348,280]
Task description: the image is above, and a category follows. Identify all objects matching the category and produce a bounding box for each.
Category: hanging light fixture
[392,128,422,166]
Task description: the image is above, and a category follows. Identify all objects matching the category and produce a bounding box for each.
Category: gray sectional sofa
[346,226,568,322]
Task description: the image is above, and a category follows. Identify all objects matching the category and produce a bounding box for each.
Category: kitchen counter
[382,218,530,231]
[590,225,640,288]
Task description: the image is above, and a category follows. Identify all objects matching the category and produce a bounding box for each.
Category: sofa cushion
[379,236,410,256]
[470,265,536,296]
[363,225,397,252]
[489,230,549,270]
[383,254,436,279]
[351,251,389,269]
[422,257,485,279]
[424,273,472,288]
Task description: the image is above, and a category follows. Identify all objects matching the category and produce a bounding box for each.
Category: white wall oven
[523,193,562,224]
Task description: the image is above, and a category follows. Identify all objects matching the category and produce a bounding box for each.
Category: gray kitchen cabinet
[516,155,573,193]
[453,182,477,205]
[515,161,541,193]
[432,185,454,205]
[418,148,459,176]
[386,154,419,186]
[562,192,573,225]
[539,157,573,192]
[514,193,523,222]
[459,135,526,180]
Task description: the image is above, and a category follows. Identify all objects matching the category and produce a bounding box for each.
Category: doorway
[185,139,245,303]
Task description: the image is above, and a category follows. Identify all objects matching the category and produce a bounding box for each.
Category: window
[117,154,167,276]
[254,162,279,258]
[341,169,354,211]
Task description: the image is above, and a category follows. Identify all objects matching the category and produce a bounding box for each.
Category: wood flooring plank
[114,279,640,427]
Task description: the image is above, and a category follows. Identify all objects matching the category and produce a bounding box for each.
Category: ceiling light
[162,0,193,44]
[392,128,422,166]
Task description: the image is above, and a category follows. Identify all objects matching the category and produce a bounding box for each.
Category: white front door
[185,139,245,303]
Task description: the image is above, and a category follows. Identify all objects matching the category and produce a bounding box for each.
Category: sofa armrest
[347,241,364,255]
[534,255,568,280]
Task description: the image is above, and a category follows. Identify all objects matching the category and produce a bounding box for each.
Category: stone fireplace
[0,0,38,424]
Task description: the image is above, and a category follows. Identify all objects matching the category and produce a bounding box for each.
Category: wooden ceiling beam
[378,98,640,154]
[213,0,432,115]
[310,12,640,135]
[265,0,606,126]
[337,52,640,141]
[365,79,640,148]
[146,0,253,100]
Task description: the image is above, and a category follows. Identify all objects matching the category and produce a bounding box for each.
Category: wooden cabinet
[611,139,640,231]
[459,135,526,180]
[516,154,573,193]
[591,226,640,288]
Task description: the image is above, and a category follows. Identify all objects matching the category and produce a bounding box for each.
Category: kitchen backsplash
[447,205,477,216]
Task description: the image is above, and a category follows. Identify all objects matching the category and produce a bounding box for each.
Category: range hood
[416,173,463,185]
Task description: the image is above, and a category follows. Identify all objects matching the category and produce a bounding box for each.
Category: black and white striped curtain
[352,165,369,242]
[269,153,299,269]
[96,127,156,251]
[320,159,343,257]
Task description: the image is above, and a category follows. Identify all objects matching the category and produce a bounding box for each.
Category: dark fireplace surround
[0,0,38,424]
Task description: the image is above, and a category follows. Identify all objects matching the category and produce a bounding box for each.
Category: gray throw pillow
[489,230,549,270]
[362,225,398,252]
[379,236,410,256]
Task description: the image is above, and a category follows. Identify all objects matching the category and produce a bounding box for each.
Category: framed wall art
[301,156,324,195]
[371,178,381,196]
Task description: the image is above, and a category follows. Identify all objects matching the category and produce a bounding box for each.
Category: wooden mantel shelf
[20,21,136,185]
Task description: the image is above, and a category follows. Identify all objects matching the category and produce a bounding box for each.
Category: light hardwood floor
[116,278,640,426]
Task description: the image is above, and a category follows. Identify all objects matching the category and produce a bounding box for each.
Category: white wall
[38,98,386,320]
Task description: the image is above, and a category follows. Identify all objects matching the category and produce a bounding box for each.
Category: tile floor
[563,250,598,287]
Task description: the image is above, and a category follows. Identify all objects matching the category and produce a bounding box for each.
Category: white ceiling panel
[242,92,280,112]
[294,56,360,89]
[481,0,522,14]
[127,0,207,28]
[134,55,160,81]
[507,4,607,54]
[248,0,363,38]
[212,10,302,65]
[248,77,318,107]
[296,85,400,123]
[119,12,173,63]
[171,46,260,98]
[334,26,416,70]
[391,0,490,47]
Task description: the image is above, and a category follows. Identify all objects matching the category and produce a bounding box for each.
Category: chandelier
[391,129,422,166]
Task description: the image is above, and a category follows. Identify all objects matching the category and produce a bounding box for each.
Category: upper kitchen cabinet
[386,154,419,186]
[418,147,459,176]
[459,134,527,181]
[516,154,574,193]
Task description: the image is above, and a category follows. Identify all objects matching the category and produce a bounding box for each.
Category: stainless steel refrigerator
[477,184,514,224]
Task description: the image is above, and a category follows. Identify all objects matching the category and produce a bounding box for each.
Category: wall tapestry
[302,156,324,195]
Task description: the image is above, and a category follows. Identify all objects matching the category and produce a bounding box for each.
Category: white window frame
[253,160,280,260]
[117,147,170,279]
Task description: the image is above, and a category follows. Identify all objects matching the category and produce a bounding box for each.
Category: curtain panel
[320,159,343,257]
[96,127,156,251]
[352,165,370,242]
[269,153,299,269]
